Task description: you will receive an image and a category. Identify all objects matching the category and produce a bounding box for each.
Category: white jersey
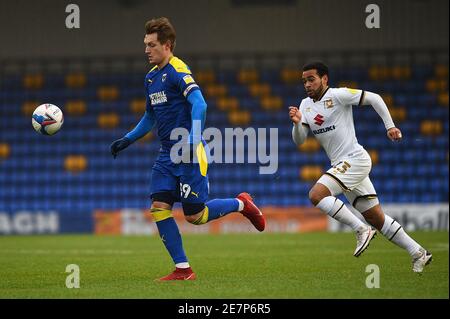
[299,87,368,165]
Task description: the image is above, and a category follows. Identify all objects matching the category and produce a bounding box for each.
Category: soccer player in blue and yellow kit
[110,17,265,281]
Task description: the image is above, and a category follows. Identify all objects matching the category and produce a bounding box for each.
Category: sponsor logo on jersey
[324,99,334,108]
[314,114,324,126]
[183,75,195,84]
[150,91,168,105]
[312,125,336,135]
[346,88,359,94]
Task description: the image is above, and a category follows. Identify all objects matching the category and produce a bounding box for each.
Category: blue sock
[205,198,239,222]
[155,217,187,264]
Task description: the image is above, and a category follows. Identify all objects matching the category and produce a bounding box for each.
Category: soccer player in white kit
[289,61,432,273]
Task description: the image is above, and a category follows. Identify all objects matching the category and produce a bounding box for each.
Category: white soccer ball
[32,103,64,135]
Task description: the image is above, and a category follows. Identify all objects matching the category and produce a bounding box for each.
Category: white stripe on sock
[237,199,244,212]
[317,196,365,231]
[381,214,421,256]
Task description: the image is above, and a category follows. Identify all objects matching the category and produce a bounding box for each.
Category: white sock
[175,262,190,269]
[381,214,421,256]
[316,196,365,231]
[236,199,244,212]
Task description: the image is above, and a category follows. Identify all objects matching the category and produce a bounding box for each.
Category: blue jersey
[145,56,200,151]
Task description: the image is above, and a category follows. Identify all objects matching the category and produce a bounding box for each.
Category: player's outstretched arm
[361,91,402,142]
[289,106,308,145]
[110,109,156,158]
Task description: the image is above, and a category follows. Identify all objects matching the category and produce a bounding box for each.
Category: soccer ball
[32,103,64,135]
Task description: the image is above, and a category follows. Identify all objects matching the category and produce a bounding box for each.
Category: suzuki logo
[314,114,324,126]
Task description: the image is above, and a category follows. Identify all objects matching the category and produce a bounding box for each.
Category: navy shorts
[150,143,209,204]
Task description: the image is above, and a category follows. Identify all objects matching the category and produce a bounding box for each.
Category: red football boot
[237,192,266,232]
[156,267,197,281]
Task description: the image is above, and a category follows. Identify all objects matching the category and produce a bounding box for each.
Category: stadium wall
[0,204,448,235]
[0,0,448,59]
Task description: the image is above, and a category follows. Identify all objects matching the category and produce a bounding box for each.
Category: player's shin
[193,199,240,224]
[151,207,189,265]
[381,214,421,256]
[317,196,365,231]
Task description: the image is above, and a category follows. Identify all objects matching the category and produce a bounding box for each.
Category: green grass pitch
[0,232,447,298]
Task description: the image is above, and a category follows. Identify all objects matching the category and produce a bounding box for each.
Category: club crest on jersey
[314,114,324,126]
[324,99,334,108]
[162,73,167,82]
[150,91,168,105]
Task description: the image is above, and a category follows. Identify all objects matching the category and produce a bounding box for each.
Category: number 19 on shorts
[180,183,191,199]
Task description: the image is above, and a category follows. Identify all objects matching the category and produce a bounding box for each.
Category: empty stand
[0,59,448,213]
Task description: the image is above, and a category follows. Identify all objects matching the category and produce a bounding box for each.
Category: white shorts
[317,155,378,208]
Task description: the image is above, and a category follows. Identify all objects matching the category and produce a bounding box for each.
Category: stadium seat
[298,137,321,153]
[205,83,227,98]
[195,70,215,85]
[65,100,87,116]
[368,66,390,81]
[0,143,11,159]
[98,112,120,129]
[435,65,449,79]
[299,165,324,182]
[23,74,44,90]
[97,86,120,101]
[420,120,443,136]
[130,98,146,114]
[391,66,411,81]
[380,93,394,108]
[438,92,449,106]
[260,96,282,110]
[367,149,379,166]
[389,106,407,122]
[64,155,88,173]
[280,69,302,84]
[248,83,271,98]
[217,97,239,111]
[22,101,41,116]
[237,69,259,85]
[228,110,251,126]
[426,79,448,93]
[65,73,87,88]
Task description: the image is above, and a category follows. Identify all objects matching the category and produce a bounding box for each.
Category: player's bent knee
[309,189,324,206]
[182,202,205,216]
[184,214,197,224]
[152,201,172,210]
[183,203,209,225]
[185,213,205,224]
[309,183,332,206]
